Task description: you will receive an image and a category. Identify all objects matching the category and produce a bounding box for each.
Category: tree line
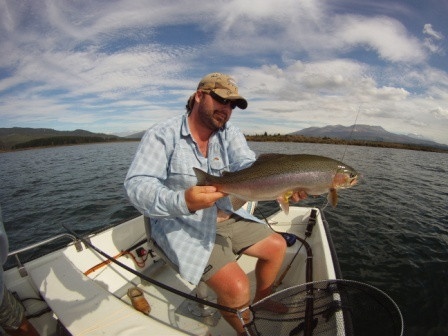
[245,134,448,153]
[10,136,133,150]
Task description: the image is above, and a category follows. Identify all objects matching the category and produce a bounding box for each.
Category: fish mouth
[349,174,359,186]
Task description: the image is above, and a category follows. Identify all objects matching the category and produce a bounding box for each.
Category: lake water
[1,141,447,336]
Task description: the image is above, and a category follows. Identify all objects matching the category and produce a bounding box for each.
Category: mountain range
[0,127,119,150]
[291,124,447,149]
[1,125,447,151]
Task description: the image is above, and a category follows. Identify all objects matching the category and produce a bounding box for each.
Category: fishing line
[340,104,362,162]
[320,199,329,211]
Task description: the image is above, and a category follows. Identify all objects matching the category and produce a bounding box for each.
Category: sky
[0,0,447,144]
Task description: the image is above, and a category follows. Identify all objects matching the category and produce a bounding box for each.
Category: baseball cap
[197,72,248,109]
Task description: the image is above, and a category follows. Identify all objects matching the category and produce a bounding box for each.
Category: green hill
[0,127,127,151]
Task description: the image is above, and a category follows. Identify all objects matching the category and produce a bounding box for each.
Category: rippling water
[1,142,447,335]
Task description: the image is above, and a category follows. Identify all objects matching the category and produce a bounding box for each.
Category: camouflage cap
[197,72,248,109]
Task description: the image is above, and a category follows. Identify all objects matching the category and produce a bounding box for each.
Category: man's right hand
[185,186,227,212]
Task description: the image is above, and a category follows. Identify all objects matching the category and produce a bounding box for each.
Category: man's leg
[6,317,39,336]
[0,287,39,336]
[242,233,287,303]
[205,261,251,335]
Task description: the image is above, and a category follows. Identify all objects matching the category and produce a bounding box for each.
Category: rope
[84,250,148,276]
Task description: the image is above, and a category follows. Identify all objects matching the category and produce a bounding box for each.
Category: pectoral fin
[328,188,338,207]
[277,198,290,215]
[276,191,293,215]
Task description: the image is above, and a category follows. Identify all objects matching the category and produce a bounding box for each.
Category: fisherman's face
[197,91,233,131]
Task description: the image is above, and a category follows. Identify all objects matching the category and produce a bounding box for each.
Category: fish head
[333,164,358,189]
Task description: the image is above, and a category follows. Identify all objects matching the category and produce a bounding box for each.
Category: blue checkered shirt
[124,114,261,284]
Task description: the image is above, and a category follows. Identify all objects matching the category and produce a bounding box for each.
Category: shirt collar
[181,114,191,137]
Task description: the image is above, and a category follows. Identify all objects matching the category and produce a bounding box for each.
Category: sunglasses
[208,91,237,109]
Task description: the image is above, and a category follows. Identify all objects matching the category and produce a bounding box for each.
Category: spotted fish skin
[193,154,358,214]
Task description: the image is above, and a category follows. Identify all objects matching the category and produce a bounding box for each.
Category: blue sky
[1,0,447,144]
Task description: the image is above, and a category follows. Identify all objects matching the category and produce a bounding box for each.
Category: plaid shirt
[124,114,261,284]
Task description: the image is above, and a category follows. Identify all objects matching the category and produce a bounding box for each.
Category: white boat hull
[5,206,339,335]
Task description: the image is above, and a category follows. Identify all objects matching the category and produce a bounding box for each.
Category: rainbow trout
[193,154,358,214]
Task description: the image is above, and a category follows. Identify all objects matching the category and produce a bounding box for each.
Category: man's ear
[195,90,204,103]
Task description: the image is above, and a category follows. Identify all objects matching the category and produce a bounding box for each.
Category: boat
[4,204,403,335]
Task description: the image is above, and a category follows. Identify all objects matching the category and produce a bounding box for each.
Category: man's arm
[124,130,190,218]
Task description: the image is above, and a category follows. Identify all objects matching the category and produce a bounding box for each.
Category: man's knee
[207,263,250,303]
[271,232,287,253]
[242,232,286,263]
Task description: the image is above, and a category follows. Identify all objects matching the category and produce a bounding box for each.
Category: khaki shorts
[0,286,24,330]
[201,216,273,282]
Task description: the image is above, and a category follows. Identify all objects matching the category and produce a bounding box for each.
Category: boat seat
[27,251,176,335]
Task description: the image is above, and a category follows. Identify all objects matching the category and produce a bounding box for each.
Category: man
[0,206,39,336]
[124,72,305,335]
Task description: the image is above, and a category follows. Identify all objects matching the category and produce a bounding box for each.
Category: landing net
[240,279,403,336]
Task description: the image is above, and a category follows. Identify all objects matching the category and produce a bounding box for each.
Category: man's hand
[185,186,227,212]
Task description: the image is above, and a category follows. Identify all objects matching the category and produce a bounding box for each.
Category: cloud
[422,23,444,55]
[332,15,426,63]
[0,0,447,144]
[423,23,444,40]
[431,107,448,120]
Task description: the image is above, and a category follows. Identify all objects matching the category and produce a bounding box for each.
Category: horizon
[0,1,447,144]
[3,123,446,147]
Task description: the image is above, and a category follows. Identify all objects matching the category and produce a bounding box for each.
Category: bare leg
[206,261,251,334]
[243,233,287,303]
[6,316,39,336]
[206,233,286,335]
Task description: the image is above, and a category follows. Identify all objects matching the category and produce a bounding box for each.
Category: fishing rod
[340,104,362,162]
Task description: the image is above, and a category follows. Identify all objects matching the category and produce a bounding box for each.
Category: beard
[197,99,230,131]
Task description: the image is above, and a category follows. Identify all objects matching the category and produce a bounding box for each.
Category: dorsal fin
[252,154,286,166]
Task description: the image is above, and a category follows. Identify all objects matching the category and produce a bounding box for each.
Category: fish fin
[229,195,247,211]
[193,167,210,186]
[255,153,286,165]
[276,195,290,215]
[328,188,338,207]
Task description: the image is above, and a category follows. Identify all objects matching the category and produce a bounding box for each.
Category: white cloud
[332,15,426,63]
[423,23,443,40]
[431,107,448,120]
[0,0,447,144]
[422,24,444,55]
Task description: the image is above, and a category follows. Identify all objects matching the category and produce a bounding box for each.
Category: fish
[193,154,358,214]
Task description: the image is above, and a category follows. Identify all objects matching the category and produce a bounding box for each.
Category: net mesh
[242,279,403,336]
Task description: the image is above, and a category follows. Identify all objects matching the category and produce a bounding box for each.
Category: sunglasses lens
[209,91,236,109]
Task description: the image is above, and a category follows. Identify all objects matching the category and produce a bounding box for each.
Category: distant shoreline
[245,134,448,153]
[1,134,447,154]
